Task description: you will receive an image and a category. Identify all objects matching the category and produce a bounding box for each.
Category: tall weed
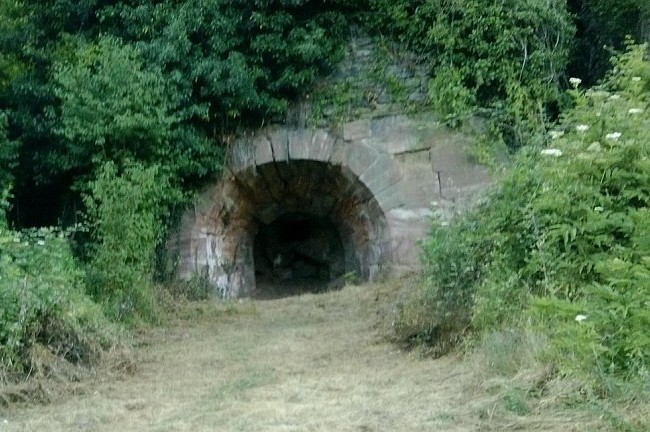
[0,226,114,377]
[84,161,179,322]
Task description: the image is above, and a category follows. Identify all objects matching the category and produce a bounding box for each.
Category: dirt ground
[0,282,602,432]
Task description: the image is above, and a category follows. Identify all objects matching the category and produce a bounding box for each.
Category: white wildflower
[549,130,564,139]
[541,148,563,157]
[628,108,643,114]
[576,124,589,132]
[37,240,45,246]
[632,76,642,82]
[569,77,582,87]
[605,132,622,140]
[575,314,587,322]
[594,206,604,212]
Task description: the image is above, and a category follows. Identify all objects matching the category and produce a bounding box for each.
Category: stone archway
[171,115,490,298]
[174,127,398,298]
[209,159,390,298]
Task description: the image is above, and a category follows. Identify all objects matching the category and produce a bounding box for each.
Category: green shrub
[365,0,574,150]
[413,43,650,384]
[84,161,179,322]
[0,226,114,377]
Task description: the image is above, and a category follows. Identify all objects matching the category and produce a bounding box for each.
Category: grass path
[2,283,482,432]
[1,282,598,432]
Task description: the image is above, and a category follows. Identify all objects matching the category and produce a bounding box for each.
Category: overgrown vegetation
[2,2,650,424]
[365,0,575,150]
[1,0,363,381]
[396,44,650,429]
[0,226,116,380]
[83,161,179,322]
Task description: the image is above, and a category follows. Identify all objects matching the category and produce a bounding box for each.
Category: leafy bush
[365,0,574,149]
[83,161,179,322]
[411,44,650,385]
[0,226,114,377]
[0,112,17,195]
[51,35,179,176]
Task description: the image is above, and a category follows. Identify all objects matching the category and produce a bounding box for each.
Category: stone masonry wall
[170,31,491,298]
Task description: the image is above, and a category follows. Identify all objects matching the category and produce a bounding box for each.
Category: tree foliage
[568,0,650,85]
[83,161,178,322]
[0,0,361,228]
[365,0,574,150]
[98,0,355,128]
[50,36,179,176]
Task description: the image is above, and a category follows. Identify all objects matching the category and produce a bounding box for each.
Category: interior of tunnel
[253,212,347,299]
[213,159,390,299]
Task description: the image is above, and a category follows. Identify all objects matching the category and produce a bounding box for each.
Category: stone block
[341,143,379,179]
[343,119,372,141]
[386,210,431,265]
[374,182,411,211]
[430,134,491,190]
[253,134,274,167]
[369,115,426,155]
[358,155,404,198]
[288,128,316,160]
[267,128,290,162]
[228,137,256,172]
[309,129,337,162]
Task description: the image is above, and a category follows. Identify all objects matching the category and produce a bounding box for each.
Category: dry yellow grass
[0,281,626,432]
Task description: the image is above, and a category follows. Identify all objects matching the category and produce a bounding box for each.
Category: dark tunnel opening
[253,212,347,299]
[195,158,390,298]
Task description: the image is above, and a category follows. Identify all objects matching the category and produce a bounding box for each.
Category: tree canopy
[1,0,647,226]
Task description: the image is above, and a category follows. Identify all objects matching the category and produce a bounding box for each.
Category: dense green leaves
[0,0,648,376]
[0,226,114,375]
[83,161,178,322]
[51,36,178,174]
[366,0,574,149]
[0,112,17,204]
[0,0,358,227]
[99,0,353,128]
[417,44,650,383]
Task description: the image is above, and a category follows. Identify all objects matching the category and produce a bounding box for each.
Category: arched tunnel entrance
[207,159,391,298]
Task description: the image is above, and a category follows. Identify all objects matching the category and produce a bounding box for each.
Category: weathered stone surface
[343,119,372,141]
[430,134,491,191]
[172,112,490,298]
[253,134,274,167]
[173,111,489,297]
[340,142,379,180]
[227,137,256,172]
[267,128,290,162]
[287,128,314,160]
[309,129,337,162]
[368,115,421,155]
[386,208,432,265]
[358,155,404,200]
[170,29,494,297]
